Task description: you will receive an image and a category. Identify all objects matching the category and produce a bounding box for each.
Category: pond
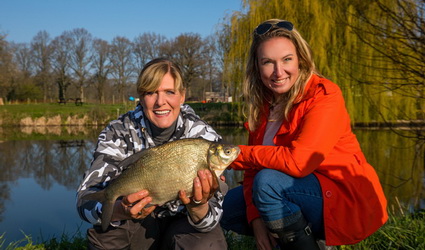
[0,126,423,246]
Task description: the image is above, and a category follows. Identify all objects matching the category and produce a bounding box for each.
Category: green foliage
[0,103,132,126]
[0,231,87,250]
[188,102,244,126]
[223,0,424,128]
[7,82,43,102]
[337,210,425,250]
[225,231,256,250]
[1,210,424,249]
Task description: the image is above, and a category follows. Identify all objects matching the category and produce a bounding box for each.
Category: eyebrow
[259,53,294,60]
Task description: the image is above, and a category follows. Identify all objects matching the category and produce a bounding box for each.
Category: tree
[91,38,110,104]
[0,33,16,101]
[344,0,425,140]
[67,28,93,101]
[30,31,53,102]
[50,33,72,101]
[10,42,42,101]
[164,33,208,98]
[215,21,234,100]
[109,36,135,103]
[12,42,33,78]
[133,32,166,72]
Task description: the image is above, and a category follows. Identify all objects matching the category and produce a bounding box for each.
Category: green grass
[1,210,423,250]
[0,103,135,127]
[0,102,244,127]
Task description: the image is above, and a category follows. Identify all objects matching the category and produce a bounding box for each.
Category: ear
[180,89,186,104]
[139,95,146,108]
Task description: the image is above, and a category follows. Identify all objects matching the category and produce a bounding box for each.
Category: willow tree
[222,0,355,118]
[342,0,424,140]
[221,0,423,130]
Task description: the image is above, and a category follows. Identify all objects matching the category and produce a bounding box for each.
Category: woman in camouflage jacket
[76,58,227,250]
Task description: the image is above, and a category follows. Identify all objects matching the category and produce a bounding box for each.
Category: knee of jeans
[252,170,276,203]
[253,169,284,191]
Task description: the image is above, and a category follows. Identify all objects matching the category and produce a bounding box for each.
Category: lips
[272,77,289,84]
[154,110,170,115]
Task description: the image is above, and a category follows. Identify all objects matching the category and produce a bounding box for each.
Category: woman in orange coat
[221,19,388,249]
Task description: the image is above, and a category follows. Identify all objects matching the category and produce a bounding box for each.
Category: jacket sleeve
[232,85,347,177]
[76,121,133,225]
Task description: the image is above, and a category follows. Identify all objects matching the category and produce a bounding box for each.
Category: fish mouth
[208,144,241,174]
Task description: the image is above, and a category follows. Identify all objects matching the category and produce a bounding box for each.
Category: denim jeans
[221,169,324,238]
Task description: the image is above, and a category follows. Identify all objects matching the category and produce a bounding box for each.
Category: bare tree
[12,42,33,78]
[203,35,220,91]
[215,22,233,99]
[133,32,166,71]
[91,38,110,104]
[0,33,16,101]
[30,31,52,102]
[66,28,93,101]
[50,33,72,102]
[9,42,42,101]
[109,36,135,103]
[165,33,208,98]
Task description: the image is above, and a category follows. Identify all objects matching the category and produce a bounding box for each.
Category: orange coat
[231,74,388,246]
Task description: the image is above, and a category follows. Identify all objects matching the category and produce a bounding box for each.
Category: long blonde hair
[244,19,318,131]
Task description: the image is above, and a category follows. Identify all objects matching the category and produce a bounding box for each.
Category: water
[0,126,423,246]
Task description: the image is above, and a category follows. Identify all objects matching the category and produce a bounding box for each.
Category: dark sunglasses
[254,21,294,35]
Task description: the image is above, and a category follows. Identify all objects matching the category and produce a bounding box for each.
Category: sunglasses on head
[254,21,294,35]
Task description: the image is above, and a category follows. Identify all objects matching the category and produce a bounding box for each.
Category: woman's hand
[111,189,157,221]
[179,169,219,222]
[252,218,278,250]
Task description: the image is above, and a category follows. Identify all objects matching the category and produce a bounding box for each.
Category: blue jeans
[221,169,324,238]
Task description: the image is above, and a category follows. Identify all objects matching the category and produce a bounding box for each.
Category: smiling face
[140,72,185,129]
[257,37,300,97]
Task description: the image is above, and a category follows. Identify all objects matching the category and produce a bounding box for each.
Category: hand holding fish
[111,190,157,221]
[179,169,218,223]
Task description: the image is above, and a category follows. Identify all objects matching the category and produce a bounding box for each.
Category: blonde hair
[244,19,318,131]
[137,58,185,96]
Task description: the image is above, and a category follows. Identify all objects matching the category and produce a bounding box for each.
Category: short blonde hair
[244,19,318,131]
[137,58,185,96]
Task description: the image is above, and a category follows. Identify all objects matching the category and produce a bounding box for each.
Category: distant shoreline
[0,103,423,130]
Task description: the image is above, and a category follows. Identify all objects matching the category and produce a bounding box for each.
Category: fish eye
[224,148,231,155]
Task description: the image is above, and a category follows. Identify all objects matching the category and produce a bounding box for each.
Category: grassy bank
[0,103,134,127]
[0,102,243,127]
[1,210,423,250]
[1,103,422,129]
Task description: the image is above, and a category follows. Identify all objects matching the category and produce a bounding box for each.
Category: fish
[82,138,240,231]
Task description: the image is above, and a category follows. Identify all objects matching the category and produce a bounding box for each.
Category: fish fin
[213,169,225,178]
[117,150,146,170]
[81,190,106,202]
[101,200,115,232]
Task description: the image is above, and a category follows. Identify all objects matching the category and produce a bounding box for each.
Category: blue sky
[0,0,243,44]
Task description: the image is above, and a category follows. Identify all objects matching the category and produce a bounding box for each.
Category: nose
[156,92,166,106]
[274,62,285,78]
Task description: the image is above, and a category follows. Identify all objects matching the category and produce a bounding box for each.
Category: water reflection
[0,126,423,246]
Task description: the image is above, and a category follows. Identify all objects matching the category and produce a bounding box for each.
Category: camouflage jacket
[76,104,226,232]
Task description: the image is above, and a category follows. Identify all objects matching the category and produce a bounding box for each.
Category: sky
[0,0,243,44]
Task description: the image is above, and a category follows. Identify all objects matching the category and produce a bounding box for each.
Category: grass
[1,210,423,250]
[0,103,134,126]
[0,102,243,127]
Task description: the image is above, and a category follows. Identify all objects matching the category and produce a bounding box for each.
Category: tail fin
[101,200,115,232]
[81,190,113,232]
